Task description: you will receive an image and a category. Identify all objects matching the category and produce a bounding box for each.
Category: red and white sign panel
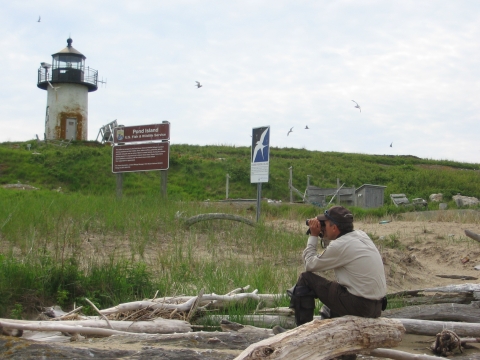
[112,142,169,173]
[114,123,170,144]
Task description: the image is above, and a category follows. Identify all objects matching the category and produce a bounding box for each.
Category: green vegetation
[1,140,480,322]
[1,140,480,202]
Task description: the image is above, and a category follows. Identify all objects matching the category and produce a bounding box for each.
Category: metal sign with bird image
[251,126,270,183]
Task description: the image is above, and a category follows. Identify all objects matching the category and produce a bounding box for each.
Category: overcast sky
[1,1,479,163]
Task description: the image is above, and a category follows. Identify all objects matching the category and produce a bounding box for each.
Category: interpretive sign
[112,142,169,173]
[113,123,170,144]
[250,126,270,183]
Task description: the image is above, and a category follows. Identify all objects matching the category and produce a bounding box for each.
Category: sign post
[112,122,170,198]
[251,126,270,222]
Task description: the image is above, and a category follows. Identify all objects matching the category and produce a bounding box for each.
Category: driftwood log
[0,320,146,337]
[201,313,480,338]
[465,229,480,242]
[234,316,405,360]
[368,348,447,360]
[0,318,191,334]
[398,318,480,337]
[421,283,480,293]
[383,301,480,323]
[100,292,263,315]
[182,213,256,228]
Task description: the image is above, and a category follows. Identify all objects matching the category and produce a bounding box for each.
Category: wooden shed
[355,184,386,208]
[306,186,356,207]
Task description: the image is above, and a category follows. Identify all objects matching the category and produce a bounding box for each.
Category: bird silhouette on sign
[351,100,361,112]
[253,128,269,161]
[390,142,393,148]
[38,16,41,22]
[47,81,60,91]
[287,127,293,136]
[305,125,309,130]
[195,81,202,88]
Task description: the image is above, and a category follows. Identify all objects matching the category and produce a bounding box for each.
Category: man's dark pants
[289,272,383,326]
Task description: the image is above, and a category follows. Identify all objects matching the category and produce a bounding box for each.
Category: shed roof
[355,184,387,192]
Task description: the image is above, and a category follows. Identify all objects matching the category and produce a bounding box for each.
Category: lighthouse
[37,38,98,141]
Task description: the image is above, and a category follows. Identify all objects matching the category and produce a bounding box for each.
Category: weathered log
[398,318,480,337]
[436,275,478,280]
[196,315,296,329]
[0,318,191,334]
[383,302,480,323]
[369,348,445,360]
[183,213,256,228]
[255,308,295,316]
[148,292,289,309]
[422,283,480,293]
[0,320,146,337]
[220,320,274,336]
[396,293,475,306]
[101,292,262,315]
[465,229,480,242]
[388,283,480,296]
[201,314,480,338]
[234,316,405,360]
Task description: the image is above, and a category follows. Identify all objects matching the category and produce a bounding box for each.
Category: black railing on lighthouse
[37,66,98,92]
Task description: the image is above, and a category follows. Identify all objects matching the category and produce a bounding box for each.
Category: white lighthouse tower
[37,38,98,141]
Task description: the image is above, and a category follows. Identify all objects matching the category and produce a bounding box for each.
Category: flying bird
[305,125,309,129]
[195,81,202,88]
[351,100,361,112]
[253,128,269,161]
[38,16,41,22]
[47,81,60,91]
[287,127,293,136]
[390,142,393,148]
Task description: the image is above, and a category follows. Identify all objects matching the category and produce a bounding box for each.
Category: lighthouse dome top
[37,37,98,92]
[52,38,86,59]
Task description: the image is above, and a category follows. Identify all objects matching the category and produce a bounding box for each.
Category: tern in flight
[287,127,293,136]
[38,16,41,22]
[305,125,309,129]
[390,142,393,148]
[253,128,269,161]
[351,100,361,112]
[47,81,60,91]
[195,81,202,88]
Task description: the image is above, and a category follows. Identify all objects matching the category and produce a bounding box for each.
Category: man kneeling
[288,206,387,326]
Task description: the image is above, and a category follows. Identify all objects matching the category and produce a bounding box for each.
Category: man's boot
[287,285,315,326]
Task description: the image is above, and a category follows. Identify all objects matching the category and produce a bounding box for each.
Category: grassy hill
[1,140,480,203]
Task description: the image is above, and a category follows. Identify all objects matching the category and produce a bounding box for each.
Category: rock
[439,203,448,210]
[429,193,443,202]
[453,195,479,207]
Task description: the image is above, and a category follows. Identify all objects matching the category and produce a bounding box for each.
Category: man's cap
[317,206,354,224]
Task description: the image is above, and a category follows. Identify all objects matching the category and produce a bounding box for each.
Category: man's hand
[308,217,322,237]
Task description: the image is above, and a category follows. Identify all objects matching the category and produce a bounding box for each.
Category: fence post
[336,178,340,205]
[289,166,293,203]
[226,174,230,199]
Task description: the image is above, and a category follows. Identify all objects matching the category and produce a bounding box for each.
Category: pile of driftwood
[1,283,480,359]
